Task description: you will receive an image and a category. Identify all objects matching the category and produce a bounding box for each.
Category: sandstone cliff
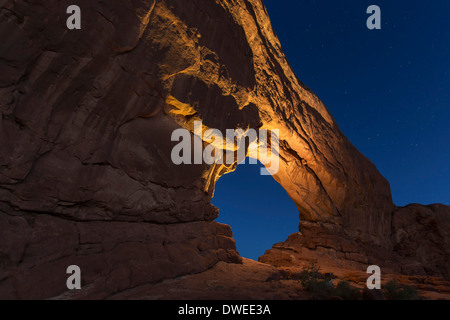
[0,0,448,299]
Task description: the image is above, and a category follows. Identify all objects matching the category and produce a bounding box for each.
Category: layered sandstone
[260,204,450,278]
[0,0,448,299]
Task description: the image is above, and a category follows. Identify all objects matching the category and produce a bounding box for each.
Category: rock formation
[261,203,450,278]
[0,0,448,299]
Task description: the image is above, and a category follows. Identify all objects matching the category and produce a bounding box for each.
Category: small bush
[384,280,420,300]
[299,264,361,300]
[299,264,333,299]
[334,281,361,300]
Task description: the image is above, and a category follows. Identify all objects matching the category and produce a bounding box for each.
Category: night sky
[213,0,450,260]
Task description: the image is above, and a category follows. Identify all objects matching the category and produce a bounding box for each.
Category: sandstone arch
[0,0,448,299]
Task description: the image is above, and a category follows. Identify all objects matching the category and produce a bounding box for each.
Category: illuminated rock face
[0,0,448,299]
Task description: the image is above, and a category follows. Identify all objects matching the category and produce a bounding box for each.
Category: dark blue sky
[213,0,450,260]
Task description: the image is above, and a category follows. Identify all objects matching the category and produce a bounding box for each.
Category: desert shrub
[299,264,333,299]
[334,281,361,300]
[384,280,420,300]
[299,264,361,300]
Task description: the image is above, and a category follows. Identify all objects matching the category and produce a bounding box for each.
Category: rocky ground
[109,258,450,300]
[110,259,309,300]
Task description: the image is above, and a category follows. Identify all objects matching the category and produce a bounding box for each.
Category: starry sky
[213,0,450,260]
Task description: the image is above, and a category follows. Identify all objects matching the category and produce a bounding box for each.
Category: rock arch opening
[212,160,299,260]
